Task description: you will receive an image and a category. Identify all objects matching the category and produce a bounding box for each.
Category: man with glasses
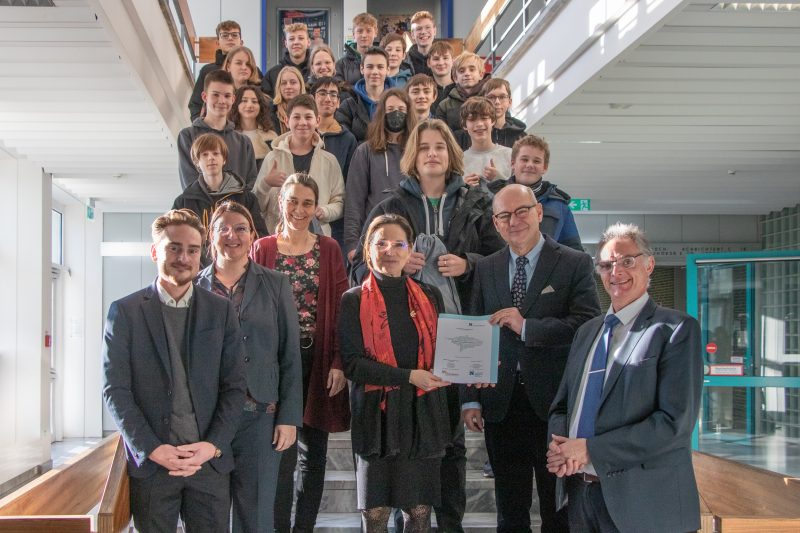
[405,11,437,76]
[480,78,528,148]
[547,223,702,533]
[463,184,599,533]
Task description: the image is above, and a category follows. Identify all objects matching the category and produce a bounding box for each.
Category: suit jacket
[197,261,303,427]
[548,297,703,533]
[102,281,246,478]
[464,237,600,422]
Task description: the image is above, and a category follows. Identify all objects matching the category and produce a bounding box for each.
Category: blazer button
[244,356,251,363]
[162,417,169,425]
[243,335,248,341]
[167,389,172,396]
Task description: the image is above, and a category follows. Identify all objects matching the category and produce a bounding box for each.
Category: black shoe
[482,460,494,478]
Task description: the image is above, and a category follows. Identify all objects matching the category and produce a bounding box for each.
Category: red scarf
[359,273,438,409]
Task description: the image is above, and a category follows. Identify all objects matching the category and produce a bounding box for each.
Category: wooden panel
[0,516,91,533]
[699,493,715,533]
[464,0,505,52]
[97,437,131,533]
[0,434,119,516]
[198,37,217,64]
[717,517,800,533]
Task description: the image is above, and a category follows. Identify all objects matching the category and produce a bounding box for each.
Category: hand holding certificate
[433,314,500,384]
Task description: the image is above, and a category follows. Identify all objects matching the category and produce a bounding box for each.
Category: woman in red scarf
[339,214,452,532]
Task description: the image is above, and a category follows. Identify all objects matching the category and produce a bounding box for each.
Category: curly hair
[229,86,274,132]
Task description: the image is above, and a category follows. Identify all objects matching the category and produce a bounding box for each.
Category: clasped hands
[149,441,217,477]
[546,434,590,478]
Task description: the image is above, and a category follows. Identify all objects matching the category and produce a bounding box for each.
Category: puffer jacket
[334,44,363,86]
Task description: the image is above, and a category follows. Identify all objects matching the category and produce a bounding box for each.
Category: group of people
[102,9,704,533]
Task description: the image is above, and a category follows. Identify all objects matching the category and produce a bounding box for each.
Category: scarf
[359,272,438,410]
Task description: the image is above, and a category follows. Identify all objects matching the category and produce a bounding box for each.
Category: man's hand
[489,307,524,335]
[438,253,467,277]
[483,158,497,181]
[149,443,194,471]
[170,441,217,476]
[315,206,326,221]
[327,368,347,397]
[264,160,287,187]
[546,435,589,477]
[463,408,484,432]
[463,173,481,187]
[273,424,297,451]
[409,369,450,391]
[347,249,356,263]
[402,251,426,275]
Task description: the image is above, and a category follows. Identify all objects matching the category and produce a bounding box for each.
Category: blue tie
[576,314,621,438]
[511,256,528,309]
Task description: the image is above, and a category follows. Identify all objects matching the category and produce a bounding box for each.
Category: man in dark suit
[463,184,600,532]
[102,209,246,533]
[547,223,703,533]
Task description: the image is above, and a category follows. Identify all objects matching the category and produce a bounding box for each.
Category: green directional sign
[568,198,591,212]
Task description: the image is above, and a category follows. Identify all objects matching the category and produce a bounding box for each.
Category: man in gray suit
[102,209,246,532]
[547,222,703,532]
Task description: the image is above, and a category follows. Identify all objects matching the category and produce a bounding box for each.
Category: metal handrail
[159,0,198,79]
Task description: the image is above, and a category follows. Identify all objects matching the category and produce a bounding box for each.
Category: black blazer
[102,281,246,478]
[464,237,600,422]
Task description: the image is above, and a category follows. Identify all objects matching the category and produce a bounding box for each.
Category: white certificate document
[433,314,500,384]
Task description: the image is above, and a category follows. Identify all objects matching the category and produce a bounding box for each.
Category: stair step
[313,512,541,532]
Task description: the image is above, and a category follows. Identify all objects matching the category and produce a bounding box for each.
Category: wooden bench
[0,434,130,533]
[693,451,800,532]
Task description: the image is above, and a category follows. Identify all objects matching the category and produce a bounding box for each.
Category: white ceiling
[529,1,800,215]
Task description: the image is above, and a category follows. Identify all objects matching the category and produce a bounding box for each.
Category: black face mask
[385,110,407,133]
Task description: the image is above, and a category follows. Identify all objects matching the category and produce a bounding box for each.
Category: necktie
[511,256,529,309]
[576,314,621,438]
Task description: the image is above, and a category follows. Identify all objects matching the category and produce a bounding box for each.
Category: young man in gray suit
[463,184,600,532]
[102,209,246,533]
[547,223,703,532]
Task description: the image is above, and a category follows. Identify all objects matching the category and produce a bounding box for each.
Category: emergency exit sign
[569,199,591,211]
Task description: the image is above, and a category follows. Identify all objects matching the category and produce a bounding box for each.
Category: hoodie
[335,43,363,86]
[404,45,433,77]
[333,77,395,142]
[488,177,584,251]
[454,113,528,151]
[320,125,359,247]
[177,118,257,191]
[262,48,310,98]
[188,49,225,121]
[434,74,491,132]
[387,68,413,88]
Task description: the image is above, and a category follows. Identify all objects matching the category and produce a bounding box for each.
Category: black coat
[261,49,310,98]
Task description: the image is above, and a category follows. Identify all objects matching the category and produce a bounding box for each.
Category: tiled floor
[51,437,103,468]
[698,432,800,476]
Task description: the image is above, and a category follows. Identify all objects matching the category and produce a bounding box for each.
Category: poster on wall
[379,14,412,40]
[277,8,330,61]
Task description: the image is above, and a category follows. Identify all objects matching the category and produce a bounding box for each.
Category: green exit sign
[569,199,591,211]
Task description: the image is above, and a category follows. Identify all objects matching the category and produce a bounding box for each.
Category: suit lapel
[492,247,514,310]
[568,318,603,411]
[599,297,657,407]
[521,238,560,316]
[239,263,259,314]
[141,283,172,380]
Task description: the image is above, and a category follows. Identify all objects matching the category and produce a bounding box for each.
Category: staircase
[310,430,542,532]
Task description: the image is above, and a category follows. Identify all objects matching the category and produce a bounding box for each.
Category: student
[222,45,261,90]
[178,69,257,191]
[262,23,311,98]
[380,33,412,88]
[335,47,394,143]
[272,66,307,135]
[488,135,583,251]
[434,52,490,133]
[344,88,416,259]
[406,74,437,121]
[229,86,277,171]
[189,20,253,120]
[426,41,454,109]
[336,12,378,86]
[481,78,527,148]
[461,97,512,188]
[306,45,337,87]
[406,10,437,76]
[254,95,344,236]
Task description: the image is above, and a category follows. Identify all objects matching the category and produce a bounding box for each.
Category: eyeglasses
[214,224,250,236]
[594,254,644,274]
[486,94,509,102]
[315,90,340,100]
[493,205,536,224]
[371,240,409,252]
[219,32,241,40]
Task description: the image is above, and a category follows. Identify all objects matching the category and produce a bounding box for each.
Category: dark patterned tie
[576,314,621,438]
[511,256,529,309]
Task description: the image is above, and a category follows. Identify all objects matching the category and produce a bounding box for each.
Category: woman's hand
[273,424,297,451]
[315,206,326,221]
[327,369,347,397]
[409,369,451,391]
[402,251,426,275]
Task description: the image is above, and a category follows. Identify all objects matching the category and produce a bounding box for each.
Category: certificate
[433,314,499,384]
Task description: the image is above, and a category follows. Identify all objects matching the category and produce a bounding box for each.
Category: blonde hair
[273,66,307,105]
[222,46,261,85]
[452,52,483,76]
[411,11,435,26]
[400,119,464,178]
[353,12,378,29]
[284,22,308,35]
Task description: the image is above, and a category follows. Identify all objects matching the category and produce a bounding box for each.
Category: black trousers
[566,477,620,533]
[484,380,568,533]
[129,463,229,533]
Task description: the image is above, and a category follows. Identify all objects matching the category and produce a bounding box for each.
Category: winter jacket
[388,68,413,88]
[404,45,433,77]
[334,77,395,142]
[488,177,584,251]
[334,44,363,86]
[189,50,265,121]
[343,142,405,253]
[433,74,491,132]
[261,49,310,98]
[177,118,257,191]
[320,125,359,246]
[454,114,528,150]
[253,131,344,236]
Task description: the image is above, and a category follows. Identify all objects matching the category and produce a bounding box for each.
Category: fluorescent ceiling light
[714,3,800,10]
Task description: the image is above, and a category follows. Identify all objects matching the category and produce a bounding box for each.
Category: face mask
[385,110,407,133]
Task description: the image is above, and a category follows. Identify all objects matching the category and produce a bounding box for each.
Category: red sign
[706,342,717,354]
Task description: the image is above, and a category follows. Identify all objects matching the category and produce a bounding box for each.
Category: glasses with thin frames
[315,90,340,100]
[214,224,250,236]
[219,32,241,40]
[371,240,409,252]
[493,204,536,225]
[486,94,509,102]
[594,253,644,274]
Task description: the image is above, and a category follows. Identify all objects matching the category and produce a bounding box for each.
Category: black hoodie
[404,44,433,77]
[189,49,225,121]
[262,49,310,98]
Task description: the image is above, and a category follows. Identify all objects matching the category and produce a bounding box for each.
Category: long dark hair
[366,88,416,153]
[229,86,274,132]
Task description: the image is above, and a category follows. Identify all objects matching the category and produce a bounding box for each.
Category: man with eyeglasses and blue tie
[463,184,600,532]
[547,222,703,533]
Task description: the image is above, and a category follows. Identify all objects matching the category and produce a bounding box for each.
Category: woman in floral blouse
[251,172,350,533]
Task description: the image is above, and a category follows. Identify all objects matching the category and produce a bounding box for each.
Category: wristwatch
[214,447,222,458]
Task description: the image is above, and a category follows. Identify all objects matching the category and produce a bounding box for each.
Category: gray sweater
[177,118,257,191]
[343,142,405,253]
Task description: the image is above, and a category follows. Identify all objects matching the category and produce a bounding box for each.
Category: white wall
[188,0,264,67]
[452,0,481,40]
[0,159,52,487]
